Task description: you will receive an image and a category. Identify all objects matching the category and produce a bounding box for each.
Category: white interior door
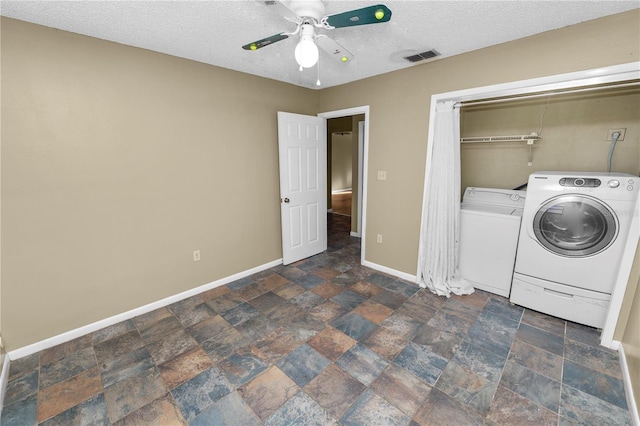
[278,111,327,265]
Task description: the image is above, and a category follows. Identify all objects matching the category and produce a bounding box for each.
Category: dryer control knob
[510,194,520,201]
[608,180,620,188]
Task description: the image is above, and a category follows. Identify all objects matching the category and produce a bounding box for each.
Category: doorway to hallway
[319,105,370,263]
[326,116,365,237]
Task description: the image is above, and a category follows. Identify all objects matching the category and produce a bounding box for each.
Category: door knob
[283,198,290,203]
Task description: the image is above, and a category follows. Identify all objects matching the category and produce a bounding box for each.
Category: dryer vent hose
[607,131,621,173]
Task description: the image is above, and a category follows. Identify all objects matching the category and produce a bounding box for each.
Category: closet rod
[454,81,640,108]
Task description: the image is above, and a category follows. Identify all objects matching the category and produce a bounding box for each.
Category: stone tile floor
[2,214,632,425]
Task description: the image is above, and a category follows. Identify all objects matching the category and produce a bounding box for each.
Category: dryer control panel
[559,177,601,188]
[557,176,638,195]
[614,178,638,193]
[531,172,639,200]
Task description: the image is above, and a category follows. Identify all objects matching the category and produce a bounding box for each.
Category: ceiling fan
[242,1,392,75]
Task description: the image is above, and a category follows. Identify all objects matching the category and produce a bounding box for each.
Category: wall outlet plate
[606,128,626,141]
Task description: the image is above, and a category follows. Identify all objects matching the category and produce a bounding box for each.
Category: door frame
[353,120,365,238]
[318,106,370,264]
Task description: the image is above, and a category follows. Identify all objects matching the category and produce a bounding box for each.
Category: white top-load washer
[511,171,639,328]
[459,187,526,297]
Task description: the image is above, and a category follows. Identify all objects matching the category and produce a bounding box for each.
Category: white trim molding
[6,258,282,361]
[363,259,417,283]
[2,258,283,413]
[616,341,640,425]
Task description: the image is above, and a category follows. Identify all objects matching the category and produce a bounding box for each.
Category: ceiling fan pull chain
[316,57,321,86]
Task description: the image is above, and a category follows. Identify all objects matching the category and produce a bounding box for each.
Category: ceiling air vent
[404,50,440,63]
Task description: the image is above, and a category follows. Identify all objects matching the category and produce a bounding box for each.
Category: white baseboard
[7,258,282,362]
[350,231,361,238]
[361,260,417,283]
[617,341,640,426]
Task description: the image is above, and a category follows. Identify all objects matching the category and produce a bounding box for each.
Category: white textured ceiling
[1,1,638,89]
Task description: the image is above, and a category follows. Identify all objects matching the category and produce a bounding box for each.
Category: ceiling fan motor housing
[288,0,326,21]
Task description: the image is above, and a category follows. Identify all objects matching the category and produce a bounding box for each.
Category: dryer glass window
[533,195,617,257]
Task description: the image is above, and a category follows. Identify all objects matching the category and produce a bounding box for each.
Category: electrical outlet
[606,128,626,141]
[193,250,201,262]
[377,171,387,181]
[376,234,383,244]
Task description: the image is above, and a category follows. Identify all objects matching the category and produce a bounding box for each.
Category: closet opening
[419,62,640,348]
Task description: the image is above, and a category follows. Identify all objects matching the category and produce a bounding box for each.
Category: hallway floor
[331,191,352,216]
[2,214,632,425]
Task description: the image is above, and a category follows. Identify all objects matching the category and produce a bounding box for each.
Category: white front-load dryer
[510,171,639,328]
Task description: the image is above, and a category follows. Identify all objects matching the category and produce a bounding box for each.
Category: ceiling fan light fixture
[295,38,318,68]
[295,24,319,68]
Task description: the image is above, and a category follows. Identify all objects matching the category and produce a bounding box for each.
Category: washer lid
[462,187,526,208]
[461,203,523,217]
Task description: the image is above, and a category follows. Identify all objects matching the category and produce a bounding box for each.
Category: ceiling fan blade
[259,0,299,21]
[242,33,289,51]
[325,4,392,28]
[316,35,354,63]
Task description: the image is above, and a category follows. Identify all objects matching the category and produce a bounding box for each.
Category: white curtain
[417,100,474,297]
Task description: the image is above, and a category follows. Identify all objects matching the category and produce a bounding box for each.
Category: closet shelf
[460,133,541,144]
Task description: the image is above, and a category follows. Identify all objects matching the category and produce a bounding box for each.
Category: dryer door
[533,195,617,257]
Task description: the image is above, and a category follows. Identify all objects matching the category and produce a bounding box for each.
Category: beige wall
[1,17,317,350]
[0,16,3,361]
[318,9,640,275]
[461,88,640,192]
[1,9,640,366]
